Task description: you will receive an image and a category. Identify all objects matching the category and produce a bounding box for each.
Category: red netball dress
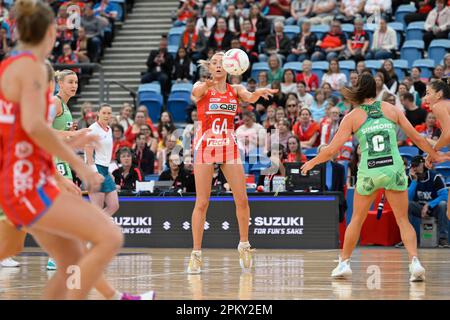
[194,83,242,164]
[0,51,60,229]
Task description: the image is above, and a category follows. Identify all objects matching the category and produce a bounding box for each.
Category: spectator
[208,0,227,17]
[411,67,427,98]
[264,105,278,131]
[226,4,242,37]
[157,111,177,139]
[207,17,233,52]
[320,106,341,145]
[159,151,190,191]
[285,97,300,126]
[140,124,158,154]
[0,26,11,61]
[54,4,74,57]
[210,164,230,192]
[0,0,9,21]
[80,3,103,62]
[246,77,258,93]
[93,0,117,46]
[321,82,333,100]
[379,59,399,93]
[257,144,286,190]
[182,108,198,154]
[125,111,147,144]
[3,6,16,45]
[404,0,434,25]
[431,64,445,81]
[267,81,287,108]
[297,81,314,108]
[403,155,449,247]
[275,118,293,149]
[310,89,329,122]
[239,19,258,61]
[248,4,271,46]
[260,20,291,62]
[257,71,271,90]
[349,70,359,88]
[407,112,441,147]
[115,103,134,132]
[365,18,397,60]
[112,124,133,162]
[286,0,313,25]
[74,26,90,62]
[444,53,450,77]
[157,133,182,173]
[172,47,193,83]
[311,20,346,62]
[286,136,307,162]
[423,0,449,48]
[235,0,249,19]
[342,17,369,62]
[375,72,391,101]
[76,102,94,129]
[338,0,365,22]
[287,20,317,62]
[275,106,288,123]
[261,0,291,19]
[235,111,266,156]
[136,105,159,137]
[195,3,216,38]
[403,77,422,106]
[293,107,320,148]
[321,58,347,91]
[57,43,80,73]
[281,69,297,94]
[175,0,198,26]
[267,54,284,84]
[356,60,366,74]
[134,133,156,175]
[364,0,392,15]
[181,18,207,62]
[309,0,337,25]
[402,92,428,127]
[141,35,173,98]
[382,92,408,146]
[113,147,143,192]
[295,59,319,92]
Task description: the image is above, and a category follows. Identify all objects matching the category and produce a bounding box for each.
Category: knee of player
[234,195,249,210]
[194,199,210,213]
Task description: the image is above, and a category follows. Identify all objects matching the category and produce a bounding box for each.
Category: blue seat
[171,82,193,93]
[311,24,329,39]
[303,148,318,160]
[388,22,405,48]
[168,45,178,59]
[341,24,354,37]
[312,61,328,80]
[400,40,424,67]
[283,61,302,74]
[167,91,191,122]
[393,59,408,81]
[365,60,383,75]
[284,25,300,40]
[428,39,450,65]
[339,60,356,79]
[144,174,160,182]
[435,161,450,180]
[399,146,419,162]
[250,62,270,79]
[406,21,425,41]
[412,59,435,78]
[168,27,185,46]
[138,92,163,123]
[138,83,161,94]
[395,4,416,25]
[363,24,377,45]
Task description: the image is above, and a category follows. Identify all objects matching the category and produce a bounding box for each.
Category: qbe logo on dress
[163,221,171,230]
[222,221,230,230]
[182,221,191,230]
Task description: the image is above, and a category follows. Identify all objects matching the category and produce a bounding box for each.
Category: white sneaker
[238,246,255,270]
[1,258,20,268]
[409,256,425,282]
[47,258,57,270]
[331,257,352,278]
[187,251,202,274]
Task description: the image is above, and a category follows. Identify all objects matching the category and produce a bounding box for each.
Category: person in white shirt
[195,3,216,38]
[235,111,266,157]
[85,104,119,216]
[374,72,392,101]
[365,17,397,60]
[321,58,347,91]
[297,81,314,108]
[320,106,341,145]
[115,103,134,132]
[281,69,298,94]
[423,0,450,48]
[364,0,392,15]
[286,0,313,25]
[309,0,337,25]
[338,0,365,22]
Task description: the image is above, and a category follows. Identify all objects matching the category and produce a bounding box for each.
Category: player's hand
[68,129,99,149]
[79,168,104,193]
[257,88,278,100]
[409,167,417,180]
[204,75,218,88]
[301,160,315,175]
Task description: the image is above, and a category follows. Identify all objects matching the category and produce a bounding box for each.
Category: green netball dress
[52,96,74,179]
[354,101,407,195]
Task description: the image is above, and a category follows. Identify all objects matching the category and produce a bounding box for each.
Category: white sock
[111,291,122,300]
[192,250,202,256]
[238,241,251,250]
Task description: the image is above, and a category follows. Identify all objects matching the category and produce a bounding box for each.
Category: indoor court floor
[1,248,449,300]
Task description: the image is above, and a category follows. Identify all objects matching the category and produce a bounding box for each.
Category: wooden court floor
[0,248,449,300]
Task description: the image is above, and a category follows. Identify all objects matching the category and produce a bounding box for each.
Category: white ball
[222,49,250,76]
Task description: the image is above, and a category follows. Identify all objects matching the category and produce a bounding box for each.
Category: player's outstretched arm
[233,85,278,103]
[431,102,450,152]
[301,114,353,174]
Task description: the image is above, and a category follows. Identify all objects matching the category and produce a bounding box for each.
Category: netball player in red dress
[187,52,277,273]
[0,0,123,299]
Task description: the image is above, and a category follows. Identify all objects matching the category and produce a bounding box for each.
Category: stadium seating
[311,61,329,80]
[283,62,303,74]
[428,39,450,65]
[412,59,435,78]
[399,146,419,163]
[341,24,354,37]
[393,59,408,81]
[400,40,424,67]
[284,25,300,40]
[138,83,163,122]
[167,83,194,122]
[388,22,405,48]
[339,60,356,79]
[168,27,185,46]
[406,21,425,41]
[303,148,318,160]
[168,45,178,59]
[251,62,270,79]
[310,24,329,39]
[435,162,450,183]
[395,4,416,25]
[365,60,383,74]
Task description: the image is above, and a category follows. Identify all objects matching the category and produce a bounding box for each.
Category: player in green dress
[302,73,445,282]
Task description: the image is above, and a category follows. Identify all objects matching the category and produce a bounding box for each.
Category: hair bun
[15,0,37,17]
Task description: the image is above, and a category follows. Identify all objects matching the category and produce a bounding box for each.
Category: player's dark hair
[341,73,377,104]
[428,80,450,99]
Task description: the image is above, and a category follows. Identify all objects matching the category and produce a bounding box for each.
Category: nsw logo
[209,103,219,110]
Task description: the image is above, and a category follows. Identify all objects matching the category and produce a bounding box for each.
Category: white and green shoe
[47,258,57,271]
